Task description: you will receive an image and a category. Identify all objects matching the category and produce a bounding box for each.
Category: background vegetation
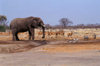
[0,15,100,32]
[0,15,8,32]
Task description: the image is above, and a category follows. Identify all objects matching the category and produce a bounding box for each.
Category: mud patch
[0,44,34,53]
[40,41,100,53]
[0,40,100,53]
[0,40,47,53]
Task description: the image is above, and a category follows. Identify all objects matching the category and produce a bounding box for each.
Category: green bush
[0,25,6,32]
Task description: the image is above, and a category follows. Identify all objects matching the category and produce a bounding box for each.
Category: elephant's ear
[31,18,40,28]
[31,20,37,27]
[33,17,41,22]
[33,17,41,24]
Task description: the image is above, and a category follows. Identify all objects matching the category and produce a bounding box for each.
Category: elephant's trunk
[42,25,45,38]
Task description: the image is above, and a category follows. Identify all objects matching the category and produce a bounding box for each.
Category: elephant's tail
[10,24,12,29]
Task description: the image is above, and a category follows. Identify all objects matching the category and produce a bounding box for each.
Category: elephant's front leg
[28,31,31,40]
[30,28,35,40]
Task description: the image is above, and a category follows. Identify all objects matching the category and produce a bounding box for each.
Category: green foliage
[0,25,6,32]
[0,15,8,32]
[0,15,7,25]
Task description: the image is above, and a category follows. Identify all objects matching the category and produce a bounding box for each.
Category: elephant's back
[10,18,27,29]
[10,16,33,25]
[11,18,26,23]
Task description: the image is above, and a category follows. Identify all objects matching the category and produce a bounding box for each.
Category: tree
[59,18,73,28]
[0,15,7,25]
[0,15,7,32]
[45,24,52,29]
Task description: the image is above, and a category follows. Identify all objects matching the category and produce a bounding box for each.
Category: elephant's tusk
[42,25,45,27]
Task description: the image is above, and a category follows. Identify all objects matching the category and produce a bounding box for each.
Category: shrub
[0,25,6,32]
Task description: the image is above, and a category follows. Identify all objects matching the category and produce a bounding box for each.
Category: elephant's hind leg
[15,33,19,41]
[12,30,19,41]
[12,30,16,41]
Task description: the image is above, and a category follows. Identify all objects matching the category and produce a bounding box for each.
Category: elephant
[10,16,45,41]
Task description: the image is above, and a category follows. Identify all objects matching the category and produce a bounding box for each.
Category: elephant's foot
[13,39,16,41]
[32,38,34,40]
[12,38,16,41]
[42,36,45,38]
[29,37,31,40]
[16,39,19,41]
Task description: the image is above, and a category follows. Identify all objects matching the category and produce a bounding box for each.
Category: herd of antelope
[35,29,98,40]
[35,29,77,40]
[0,29,98,40]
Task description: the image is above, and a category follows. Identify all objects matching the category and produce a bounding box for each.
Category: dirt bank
[0,40,100,66]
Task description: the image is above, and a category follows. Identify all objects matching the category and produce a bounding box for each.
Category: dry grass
[0,28,99,53]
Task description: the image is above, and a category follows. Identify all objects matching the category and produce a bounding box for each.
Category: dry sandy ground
[0,40,100,66]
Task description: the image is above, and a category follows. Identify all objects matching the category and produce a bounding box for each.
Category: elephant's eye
[38,22,41,26]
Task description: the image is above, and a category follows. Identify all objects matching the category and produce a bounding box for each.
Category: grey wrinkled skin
[10,16,45,41]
